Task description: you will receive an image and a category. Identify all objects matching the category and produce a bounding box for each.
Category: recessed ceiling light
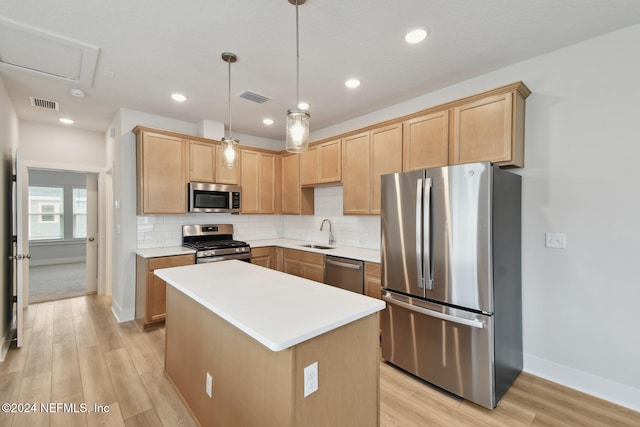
[59,117,74,125]
[345,79,361,89]
[263,118,274,125]
[70,88,86,97]
[404,27,429,44]
[171,93,188,102]
[298,102,309,110]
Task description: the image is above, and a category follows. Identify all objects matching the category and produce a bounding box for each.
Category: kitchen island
[155,260,385,427]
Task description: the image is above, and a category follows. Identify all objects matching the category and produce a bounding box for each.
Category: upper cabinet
[300,139,342,186]
[403,110,449,171]
[241,149,277,214]
[189,140,216,182]
[451,82,530,168]
[282,153,314,215]
[343,123,403,215]
[135,127,188,215]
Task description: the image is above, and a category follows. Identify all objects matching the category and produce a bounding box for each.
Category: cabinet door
[342,132,371,215]
[282,154,300,213]
[215,145,241,184]
[189,140,216,182]
[370,124,403,214]
[302,263,325,283]
[451,92,513,165]
[147,273,168,322]
[403,111,449,171]
[138,132,188,214]
[240,150,260,213]
[318,139,342,183]
[259,153,276,213]
[364,262,382,299]
[300,146,319,185]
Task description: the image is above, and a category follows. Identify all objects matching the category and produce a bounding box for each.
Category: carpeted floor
[29,262,87,304]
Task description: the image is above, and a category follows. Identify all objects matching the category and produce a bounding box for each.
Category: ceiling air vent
[30,96,59,111]
[238,90,271,104]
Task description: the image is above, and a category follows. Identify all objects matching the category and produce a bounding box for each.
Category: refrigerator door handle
[383,293,486,329]
[416,178,425,289]
[424,177,433,290]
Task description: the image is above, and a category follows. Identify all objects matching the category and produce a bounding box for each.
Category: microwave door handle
[416,179,425,289]
[424,177,433,290]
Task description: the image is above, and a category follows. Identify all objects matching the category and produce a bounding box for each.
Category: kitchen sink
[299,244,334,250]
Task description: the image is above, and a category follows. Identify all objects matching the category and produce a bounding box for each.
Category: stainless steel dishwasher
[324,255,364,294]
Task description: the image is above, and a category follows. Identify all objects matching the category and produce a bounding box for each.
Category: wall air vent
[30,96,59,111]
[239,90,271,104]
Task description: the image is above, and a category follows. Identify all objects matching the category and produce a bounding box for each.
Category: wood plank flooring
[1,295,638,426]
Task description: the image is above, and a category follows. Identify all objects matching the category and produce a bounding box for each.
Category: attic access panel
[0,16,99,87]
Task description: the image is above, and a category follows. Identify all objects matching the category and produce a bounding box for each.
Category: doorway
[26,169,98,303]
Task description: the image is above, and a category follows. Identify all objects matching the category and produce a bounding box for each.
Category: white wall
[19,120,106,170]
[0,76,19,361]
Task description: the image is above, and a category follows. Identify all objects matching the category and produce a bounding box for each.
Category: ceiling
[1,1,640,142]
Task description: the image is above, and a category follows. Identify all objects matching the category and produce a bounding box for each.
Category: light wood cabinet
[135,253,194,330]
[403,110,449,171]
[300,139,342,186]
[451,83,529,167]
[189,140,216,182]
[343,123,403,215]
[283,248,325,283]
[251,246,274,269]
[364,262,382,300]
[282,153,314,215]
[135,128,188,214]
[241,149,276,214]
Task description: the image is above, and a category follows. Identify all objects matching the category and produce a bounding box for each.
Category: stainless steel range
[182,224,251,264]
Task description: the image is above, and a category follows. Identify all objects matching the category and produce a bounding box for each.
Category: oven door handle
[382,293,485,329]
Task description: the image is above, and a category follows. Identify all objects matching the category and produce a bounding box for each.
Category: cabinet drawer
[148,254,194,270]
[251,247,272,258]
[365,262,381,278]
[283,248,324,265]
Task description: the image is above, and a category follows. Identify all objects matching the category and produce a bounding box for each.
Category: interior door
[86,173,98,293]
[13,150,27,347]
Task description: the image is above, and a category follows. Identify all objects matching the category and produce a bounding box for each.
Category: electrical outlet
[545,232,566,249]
[206,372,213,398]
[304,362,318,397]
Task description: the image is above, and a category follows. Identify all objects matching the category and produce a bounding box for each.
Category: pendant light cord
[295,0,300,107]
[227,57,232,138]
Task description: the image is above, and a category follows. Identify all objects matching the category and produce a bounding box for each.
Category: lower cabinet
[364,262,382,299]
[283,248,325,283]
[251,246,284,271]
[136,254,194,330]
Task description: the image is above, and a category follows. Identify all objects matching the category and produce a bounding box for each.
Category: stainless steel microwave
[188,182,241,213]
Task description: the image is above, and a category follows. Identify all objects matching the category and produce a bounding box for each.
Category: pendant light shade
[285,0,310,153]
[221,52,239,168]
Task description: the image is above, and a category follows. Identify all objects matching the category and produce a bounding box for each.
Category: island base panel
[165,285,380,427]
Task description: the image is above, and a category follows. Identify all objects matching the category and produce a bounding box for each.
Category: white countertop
[135,246,195,258]
[247,239,381,263]
[155,260,385,352]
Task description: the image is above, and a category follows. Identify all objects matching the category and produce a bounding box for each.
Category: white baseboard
[110,298,134,323]
[524,353,640,413]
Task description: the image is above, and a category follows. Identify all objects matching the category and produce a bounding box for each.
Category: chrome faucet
[320,219,335,245]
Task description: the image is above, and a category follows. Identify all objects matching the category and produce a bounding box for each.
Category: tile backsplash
[136,186,381,250]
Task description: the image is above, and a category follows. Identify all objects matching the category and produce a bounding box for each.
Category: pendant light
[221,52,239,168]
[285,0,310,153]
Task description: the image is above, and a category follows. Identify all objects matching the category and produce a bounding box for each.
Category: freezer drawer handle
[325,259,362,270]
[383,293,485,329]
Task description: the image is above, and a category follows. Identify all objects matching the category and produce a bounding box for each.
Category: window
[28,186,64,240]
[73,188,87,239]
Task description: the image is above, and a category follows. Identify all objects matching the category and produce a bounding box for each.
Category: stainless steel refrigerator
[380,161,522,409]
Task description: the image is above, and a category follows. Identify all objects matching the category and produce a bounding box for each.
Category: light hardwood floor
[1,295,638,426]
